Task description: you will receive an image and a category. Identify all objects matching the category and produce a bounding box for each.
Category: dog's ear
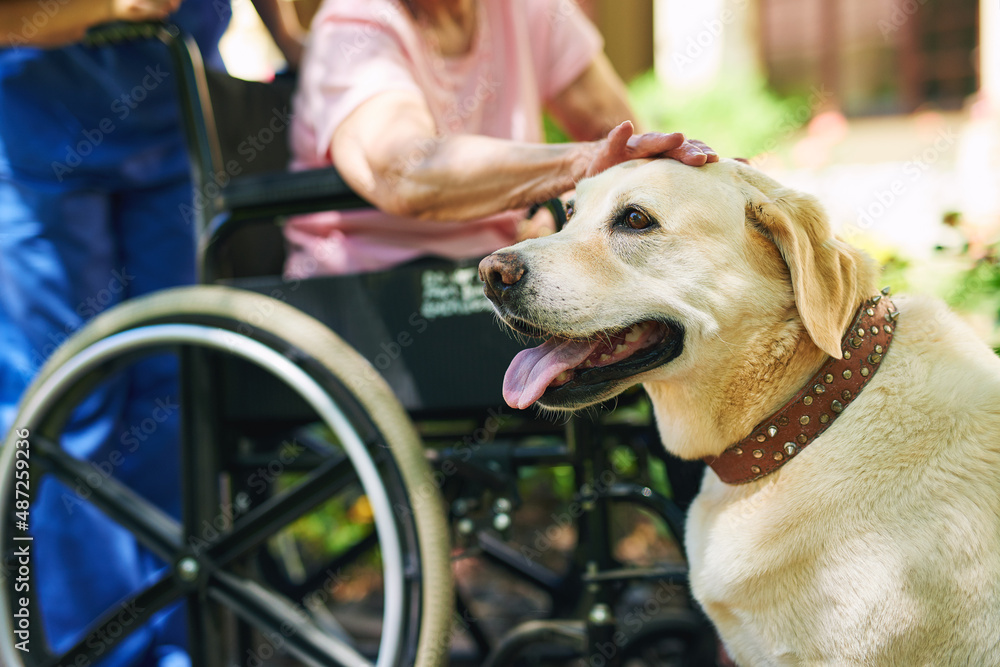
[744,186,876,359]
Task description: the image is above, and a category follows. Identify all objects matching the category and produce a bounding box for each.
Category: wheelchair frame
[0,21,716,667]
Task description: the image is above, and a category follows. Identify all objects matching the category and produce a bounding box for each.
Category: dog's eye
[564,200,575,220]
[619,207,654,231]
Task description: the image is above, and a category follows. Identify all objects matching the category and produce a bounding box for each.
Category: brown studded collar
[704,290,898,485]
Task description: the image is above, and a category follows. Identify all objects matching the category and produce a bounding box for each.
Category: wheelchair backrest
[149,25,533,416]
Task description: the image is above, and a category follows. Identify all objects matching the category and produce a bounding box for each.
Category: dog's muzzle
[479,250,685,411]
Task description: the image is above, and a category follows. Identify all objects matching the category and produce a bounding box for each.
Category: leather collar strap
[704,291,898,484]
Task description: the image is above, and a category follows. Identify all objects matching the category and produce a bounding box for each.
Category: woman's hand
[106,0,182,23]
[584,121,718,178]
[1,0,182,46]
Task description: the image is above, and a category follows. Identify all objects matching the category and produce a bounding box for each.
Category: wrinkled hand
[585,121,718,178]
[108,0,182,22]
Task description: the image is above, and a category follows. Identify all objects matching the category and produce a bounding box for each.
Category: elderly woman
[286,0,716,277]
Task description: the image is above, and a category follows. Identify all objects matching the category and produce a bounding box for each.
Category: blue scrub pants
[0,169,196,666]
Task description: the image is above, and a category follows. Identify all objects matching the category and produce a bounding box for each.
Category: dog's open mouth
[501,318,684,410]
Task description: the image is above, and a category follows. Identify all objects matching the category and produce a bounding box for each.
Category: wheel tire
[0,285,453,667]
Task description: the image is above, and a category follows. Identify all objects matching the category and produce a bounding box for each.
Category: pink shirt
[285,0,603,277]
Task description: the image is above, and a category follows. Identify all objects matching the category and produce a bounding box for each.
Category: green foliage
[543,112,570,144]
[646,454,673,500]
[273,472,374,565]
[626,71,809,158]
[886,236,999,351]
[874,251,913,295]
[610,445,638,477]
[544,70,807,159]
[946,256,1000,313]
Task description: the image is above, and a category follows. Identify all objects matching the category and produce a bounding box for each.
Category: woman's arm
[0,0,180,47]
[331,89,709,223]
[250,0,306,69]
[546,51,635,141]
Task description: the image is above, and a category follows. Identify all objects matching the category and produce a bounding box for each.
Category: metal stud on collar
[705,292,896,484]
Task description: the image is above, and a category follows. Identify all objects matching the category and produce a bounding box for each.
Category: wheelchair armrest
[202,167,374,280]
[220,167,371,220]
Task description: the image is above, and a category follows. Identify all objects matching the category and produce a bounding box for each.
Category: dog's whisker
[535,404,572,426]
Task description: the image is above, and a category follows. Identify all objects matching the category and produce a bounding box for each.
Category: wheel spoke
[208,451,358,566]
[32,435,183,561]
[40,575,185,667]
[208,569,375,667]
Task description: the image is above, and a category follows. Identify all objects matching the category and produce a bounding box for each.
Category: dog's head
[480,159,878,423]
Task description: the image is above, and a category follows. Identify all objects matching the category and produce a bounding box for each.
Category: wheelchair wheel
[0,285,452,667]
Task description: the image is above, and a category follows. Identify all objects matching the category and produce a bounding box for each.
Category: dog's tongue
[503,337,599,410]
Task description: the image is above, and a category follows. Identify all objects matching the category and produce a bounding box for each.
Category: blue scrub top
[0,1,230,185]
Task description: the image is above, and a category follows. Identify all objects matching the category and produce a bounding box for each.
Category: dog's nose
[479,252,527,304]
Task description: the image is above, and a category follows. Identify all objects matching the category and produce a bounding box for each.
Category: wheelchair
[0,22,717,667]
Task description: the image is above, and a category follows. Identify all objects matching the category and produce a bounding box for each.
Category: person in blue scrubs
[0,1,303,665]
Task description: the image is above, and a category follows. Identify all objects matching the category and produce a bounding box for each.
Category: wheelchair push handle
[81,20,177,47]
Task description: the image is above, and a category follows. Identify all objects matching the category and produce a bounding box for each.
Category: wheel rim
[0,323,411,667]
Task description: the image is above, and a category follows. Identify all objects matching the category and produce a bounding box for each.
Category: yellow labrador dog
[479,158,1000,665]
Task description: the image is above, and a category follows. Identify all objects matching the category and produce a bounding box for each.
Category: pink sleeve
[526,0,605,102]
[299,17,422,162]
